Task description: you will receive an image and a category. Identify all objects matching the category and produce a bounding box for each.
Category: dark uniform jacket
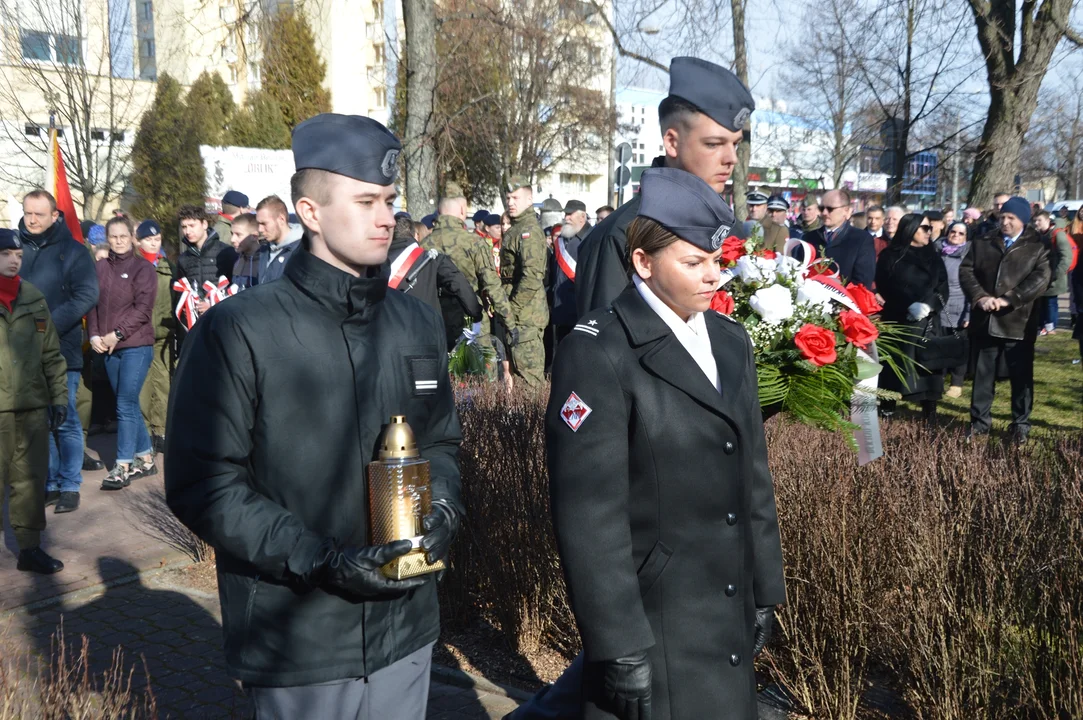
[547,286,786,720]
[18,214,99,371]
[959,227,1051,341]
[548,223,592,328]
[165,244,464,687]
[575,196,640,319]
[0,279,68,413]
[386,235,482,322]
[804,221,876,287]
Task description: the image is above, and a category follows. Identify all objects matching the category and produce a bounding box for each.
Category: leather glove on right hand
[326,540,427,599]
[753,605,776,657]
[508,327,520,347]
[596,652,652,720]
[48,405,68,432]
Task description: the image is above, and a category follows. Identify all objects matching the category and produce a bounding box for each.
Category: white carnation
[736,254,777,284]
[749,284,795,325]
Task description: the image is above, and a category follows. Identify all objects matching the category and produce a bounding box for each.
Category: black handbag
[914,310,969,372]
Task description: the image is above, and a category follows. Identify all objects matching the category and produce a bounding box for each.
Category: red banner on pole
[50,129,83,242]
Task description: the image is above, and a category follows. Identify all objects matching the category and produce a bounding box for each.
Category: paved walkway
[0,436,520,718]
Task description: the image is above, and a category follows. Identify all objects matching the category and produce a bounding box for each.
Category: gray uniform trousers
[246,642,434,720]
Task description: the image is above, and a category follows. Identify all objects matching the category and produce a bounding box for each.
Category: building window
[228,65,238,83]
[55,35,81,65]
[112,130,125,143]
[372,0,383,21]
[375,86,387,108]
[374,44,384,64]
[248,61,261,88]
[24,124,42,137]
[141,39,155,57]
[91,129,106,141]
[143,1,153,19]
[21,31,51,61]
[559,173,590,192]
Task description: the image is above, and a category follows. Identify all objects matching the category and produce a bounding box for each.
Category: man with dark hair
[960,196,1050,444]
[176,204,232,319]
[575,57,750,317]
[866,205,888,257]
[387,214,481,322]
[166,114,463,719]
[595,205,614,222]
[804,188,875,287]
[19,189,99,513]
[256,195,300,284]
[213,190,250,242]
[229,213,262,290]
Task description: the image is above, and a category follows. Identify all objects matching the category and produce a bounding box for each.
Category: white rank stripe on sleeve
[560,392,592,431]
[415,380,438,391]
[573,319,600,336]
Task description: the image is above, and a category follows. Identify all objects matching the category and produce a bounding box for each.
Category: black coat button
[724,441,735,454]
[725,584,736,597]
[726,513,737,526]
[730,654,741,666]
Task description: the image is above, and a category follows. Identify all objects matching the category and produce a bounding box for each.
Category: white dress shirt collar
[633,275,720,394]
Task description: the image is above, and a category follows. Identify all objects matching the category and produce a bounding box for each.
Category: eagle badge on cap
[710,224,731,250]
[733,107,751,127]
[560,392,592,432]
[381,149,401,180]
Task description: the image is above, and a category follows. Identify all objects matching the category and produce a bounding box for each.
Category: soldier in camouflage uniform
[425,185,518,382]
[502,176,549,387]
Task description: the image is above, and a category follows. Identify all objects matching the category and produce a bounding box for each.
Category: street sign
[616,165,631,188]
[616,142,633,165]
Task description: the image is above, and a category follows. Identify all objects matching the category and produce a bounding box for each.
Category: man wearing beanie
[960,195,1051,444]
[165,114,462,719]
[0,228,68,574]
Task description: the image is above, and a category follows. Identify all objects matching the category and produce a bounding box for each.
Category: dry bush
[446,386,1083,718]
[0,624,157,719]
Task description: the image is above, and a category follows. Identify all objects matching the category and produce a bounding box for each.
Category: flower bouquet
[713,235,913,439]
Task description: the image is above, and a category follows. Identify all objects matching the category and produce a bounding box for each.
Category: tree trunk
[730,0,749,221]
[402,0,437,215]
[968,86,1037,208]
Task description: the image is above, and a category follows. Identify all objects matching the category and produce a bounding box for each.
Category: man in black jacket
[959,196,1051,443]
[176,204,233,319]
[575,57,750,319]
[388,214,481,323]
[19,189,99,510]
[803,188,875,287]
[165,114,463,719]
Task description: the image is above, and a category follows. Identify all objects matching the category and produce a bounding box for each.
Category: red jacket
[87,250,157,349]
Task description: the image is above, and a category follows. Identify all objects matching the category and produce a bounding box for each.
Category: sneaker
[129,455,158,480]
[44,490,61,507]
[101,464,132,491]
[945,385,963,399]
[1040,328,1049,336]
[17,547,63,574]
[54,492,80,514]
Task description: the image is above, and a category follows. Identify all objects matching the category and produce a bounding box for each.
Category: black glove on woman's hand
[326,540,427,599]
[420,501,460,564]
[753,605,776,657]
[596,652,652,720]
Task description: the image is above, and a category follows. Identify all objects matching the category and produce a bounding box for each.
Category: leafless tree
[1021,78,1083,200]
[0,0,147,220]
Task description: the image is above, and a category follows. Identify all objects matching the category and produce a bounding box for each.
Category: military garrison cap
[766,194,788,211]
[668,57,755,132]
[638,168,736,252]
[563,199,587,214]
[505,175,532,193]
[0,228,20,251]
[292,113,401,186]
[746,190,768,205]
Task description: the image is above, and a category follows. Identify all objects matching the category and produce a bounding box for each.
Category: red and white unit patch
[560,392,592,432]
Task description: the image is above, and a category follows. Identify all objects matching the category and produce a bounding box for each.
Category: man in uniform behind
[574,57,754,318]
[503,176,549,387]
[165,113,463,719]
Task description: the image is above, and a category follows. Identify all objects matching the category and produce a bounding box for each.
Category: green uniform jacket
[501,212,549,330]
[0,279,68,412]
[426,215,516,328]
[151,259,176,342]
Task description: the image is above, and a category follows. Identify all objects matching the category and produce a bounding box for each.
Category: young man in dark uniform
[165,114,463,719]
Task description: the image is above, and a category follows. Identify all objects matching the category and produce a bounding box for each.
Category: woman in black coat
[875,213,950,419]
[546,167,786,720]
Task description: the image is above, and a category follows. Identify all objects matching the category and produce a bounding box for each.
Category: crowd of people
[0,49,1075,720]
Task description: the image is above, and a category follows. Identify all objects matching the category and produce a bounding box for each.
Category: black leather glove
[325,539,427,599]
[420,501,460,565]
[48,405,68,432]
[508,327,520,347]
[753,605,776,657]
[595,652,652,720]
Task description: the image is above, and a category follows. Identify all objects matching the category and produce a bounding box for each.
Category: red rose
[846,283,882,315]
[838,310,879,349]
[710,290,735,315]
[758,249,778,260]
[721,236,747,265]
[793,323,838,367]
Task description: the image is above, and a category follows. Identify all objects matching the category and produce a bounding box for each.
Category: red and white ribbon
[172,278,199,330]
[202,276,232,307]
[388,242,425,290]
[554,237,576,280]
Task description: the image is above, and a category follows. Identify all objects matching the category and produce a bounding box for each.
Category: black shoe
[17,547,64,574]
[152,434,166,454]
[54,492,80,513]
[82,452,104,471]
[1010,429,1029,446]
[965,426,989,444]
[44,490,61,507]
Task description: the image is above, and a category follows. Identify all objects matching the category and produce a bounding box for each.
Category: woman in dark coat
[876,213,950,419]
[546,167,786,720]
[935,221,971,396]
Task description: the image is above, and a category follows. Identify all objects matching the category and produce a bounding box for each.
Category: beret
[292,113,401,186]
[766,194,788,211]
[638,168,736,252]
[421,214,436,229]
[0,228,21,251]
[745,190,768,205]
[564,199,587,214]
[136,219,161,239]
[668,57,755,132]
[484,213,502,226]
[222,190,249,208]
[472,209,489,223]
